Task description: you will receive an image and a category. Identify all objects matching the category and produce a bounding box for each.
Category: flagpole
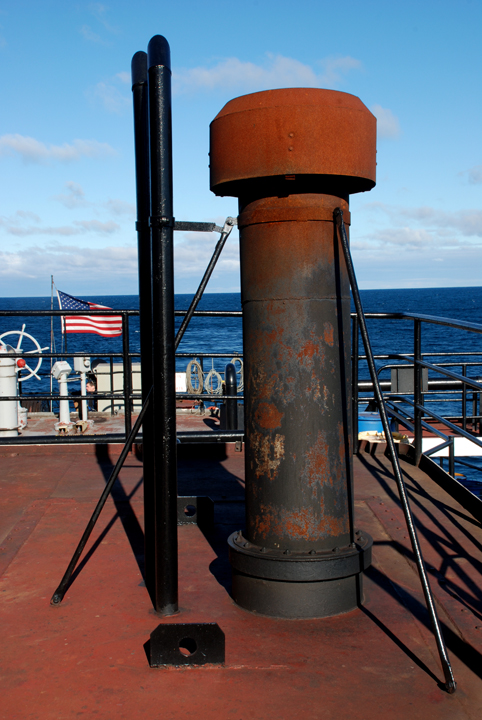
[56,284,68,353]
[50,276,54,411]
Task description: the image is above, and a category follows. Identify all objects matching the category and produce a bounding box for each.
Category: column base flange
[228,529,372,619]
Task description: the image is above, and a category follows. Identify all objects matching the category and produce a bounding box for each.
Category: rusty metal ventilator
[334,208,456,694]
[50,388,152,606]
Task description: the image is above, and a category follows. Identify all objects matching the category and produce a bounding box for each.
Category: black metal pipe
[122,315,132,434]
[334,208,456,694]
[147,34,178,616]
[50,391,151,605]
[224,362,238,430]
[449,437,455,477]
[462,364,467,431]
[132,49,156,602]
[110,357,114,415]
[174,219,235,350]
[352,315,359,453]
[414,320,422,465]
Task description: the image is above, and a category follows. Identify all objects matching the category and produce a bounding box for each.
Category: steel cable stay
[334,208,457,694]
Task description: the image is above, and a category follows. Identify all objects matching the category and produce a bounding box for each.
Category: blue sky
[0,0,480,297]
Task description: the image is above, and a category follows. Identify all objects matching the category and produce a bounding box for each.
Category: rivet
[288,146,293,151]
[288,132,294,137]
[309,549,316,555]
[284,549,291,555]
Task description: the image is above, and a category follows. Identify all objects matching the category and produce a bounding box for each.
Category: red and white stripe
[64,303,122,337]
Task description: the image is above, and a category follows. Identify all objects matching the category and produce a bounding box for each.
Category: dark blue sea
[1,287,481,493]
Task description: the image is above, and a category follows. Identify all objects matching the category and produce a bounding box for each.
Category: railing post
[147,35,178,616]
[352,314,359,454]
[462,363,467,431]
[414,319,422,465]
[473,390,479,432]
[449,436,455,477]
[109,357,114,415]
[122,314,132,436]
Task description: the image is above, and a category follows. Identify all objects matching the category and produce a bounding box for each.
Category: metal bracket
[149,623,225,667]
[149,215,175,228]
[173,217,237,234]
[177,495,214,530]
[174,221,218,232]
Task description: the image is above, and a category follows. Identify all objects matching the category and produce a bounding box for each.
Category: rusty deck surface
[1,425,482,719]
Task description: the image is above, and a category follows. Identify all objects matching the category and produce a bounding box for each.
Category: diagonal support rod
[174,217,236,350]
[50,389,152,606]
[334,208,456,694]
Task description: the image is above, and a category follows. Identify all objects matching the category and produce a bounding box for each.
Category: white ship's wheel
[0,325,49,381]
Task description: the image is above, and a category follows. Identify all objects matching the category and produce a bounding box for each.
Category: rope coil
[230,357,244,392]
[185,359,203,394]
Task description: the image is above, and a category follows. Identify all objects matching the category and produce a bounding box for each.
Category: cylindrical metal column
[147,35,178,616]
[131,50,156,603]
[210,88,376,618]
[0,348,19,437]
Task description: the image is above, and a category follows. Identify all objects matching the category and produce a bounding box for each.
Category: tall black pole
[147,35,178,615]
[131,51,156,603]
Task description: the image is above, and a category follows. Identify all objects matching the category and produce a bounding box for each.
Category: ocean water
[1,287,481,493]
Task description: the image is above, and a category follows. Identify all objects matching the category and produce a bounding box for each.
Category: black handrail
[2,304,481,452]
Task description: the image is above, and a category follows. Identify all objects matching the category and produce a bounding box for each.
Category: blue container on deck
[358,412,396,434]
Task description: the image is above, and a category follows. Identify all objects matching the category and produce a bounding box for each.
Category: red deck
[1,424,482,719]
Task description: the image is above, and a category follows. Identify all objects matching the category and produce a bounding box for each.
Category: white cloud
[89,3,119,34]
[15,210,40,223]
[91,81,130,114]
[363,202,482,238]
[467,164,482,185]
[174,231,240,277]
[367,227,434,247]
[80,5,119,44]
[52,182,87,209]
[0,243,137,282]
[0,212,120,237]
[0,134,116,164]
[73,220,119,234]
[79,25,105,44]
[0,231,239,294]
[116,71,130,84]
[318,56,363,86]
[173,53,362,94]
[370,104,400,139]
[105,198,135,216]
[50,182,135,218]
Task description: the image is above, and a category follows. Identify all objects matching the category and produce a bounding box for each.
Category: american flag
[57,290,122,337]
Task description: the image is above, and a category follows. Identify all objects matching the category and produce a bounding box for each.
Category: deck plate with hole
[149,622,225,667]
[177,496,214,529]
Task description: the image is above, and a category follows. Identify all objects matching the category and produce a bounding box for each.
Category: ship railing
[2,307,482,456]
[0,307,243,445]
[352,311,482,478]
